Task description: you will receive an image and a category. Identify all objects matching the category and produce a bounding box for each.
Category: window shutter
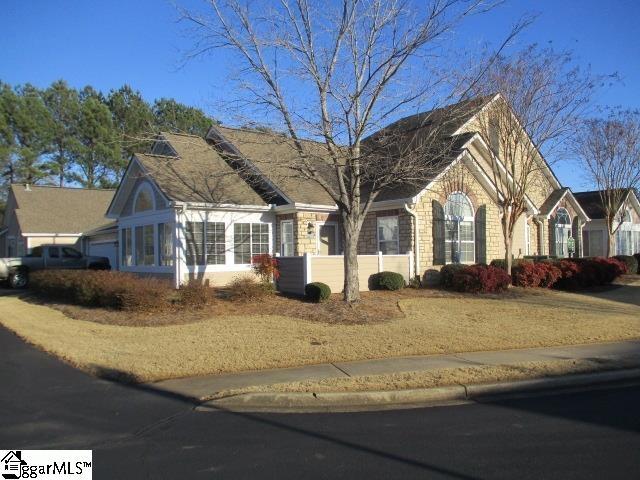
[572,216,580,258]
[549,217,557,256]
[475,205,487,264]
[432,200,445,265]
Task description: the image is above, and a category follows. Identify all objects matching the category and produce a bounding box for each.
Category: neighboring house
[106,94,591,289]
[0,184,116,265]
[575,189,640,257]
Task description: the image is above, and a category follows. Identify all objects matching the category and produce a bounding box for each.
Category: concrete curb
[197,368,640,413]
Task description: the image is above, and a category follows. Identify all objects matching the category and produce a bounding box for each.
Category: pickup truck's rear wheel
[9,269,28,289]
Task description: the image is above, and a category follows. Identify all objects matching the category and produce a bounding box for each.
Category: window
[234,223,269,264]
[29,247,42,258]
[185,221,204,266]
[615,209,633,255]
[62,247,82,258]
[444,193,475,263]
[158,223,174,266]
[135,225,154,266]
[554,208,572,258]
[377,216,399,254]
[134,184,154,213]
[185,221,227,266]
[525,220,531,255]
[121,228,132,266]
[205,222,226,265]
[49,247,60,258]
[281,220,294,256]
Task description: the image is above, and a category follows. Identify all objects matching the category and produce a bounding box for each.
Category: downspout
[404,203,420,280]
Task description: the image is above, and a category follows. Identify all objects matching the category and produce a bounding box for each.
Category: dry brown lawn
[0,277,638,383]
[207,357,637,399]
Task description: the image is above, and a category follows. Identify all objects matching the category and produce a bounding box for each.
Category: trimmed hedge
[305,282,332,302]
[30,270,173,312]
[613,255,638,275]
[451,264,511,294]
[439,264,467,289]
[635,254,640,273]
[369,271,406,291]
[512,262,561,288]
[490,258,533,271]
[553,257,627,290]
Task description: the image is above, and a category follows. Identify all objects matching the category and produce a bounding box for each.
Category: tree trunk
[504,233,513,276]
[341,210,363,303]
[606,229,615,257]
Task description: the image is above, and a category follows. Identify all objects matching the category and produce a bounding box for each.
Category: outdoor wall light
[307,222,315,238]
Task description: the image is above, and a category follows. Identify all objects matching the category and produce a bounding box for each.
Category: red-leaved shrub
[451,264,511,294]
[552,257,627,290]
[537,262,562,288]
[511,262,561,288]
[251,253,280,283]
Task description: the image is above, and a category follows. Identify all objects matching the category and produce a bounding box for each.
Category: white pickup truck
[0,245,111,288]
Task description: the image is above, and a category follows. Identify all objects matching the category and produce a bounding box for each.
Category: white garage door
[88,242,117,270]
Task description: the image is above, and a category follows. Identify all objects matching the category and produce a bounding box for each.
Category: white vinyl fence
[276,252,414,295]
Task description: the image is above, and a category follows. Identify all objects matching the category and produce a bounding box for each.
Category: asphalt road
[1,326,639,479]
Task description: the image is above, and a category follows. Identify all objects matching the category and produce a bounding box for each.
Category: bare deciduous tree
[466,46,594,273]
[576,110,640,256]
[179,0,519,302]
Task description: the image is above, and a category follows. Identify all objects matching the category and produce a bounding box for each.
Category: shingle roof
[136,132,267,206]
[9,184,114,234]
[573,189,632,219]
[539,188,570,215]
[210,126,337,205]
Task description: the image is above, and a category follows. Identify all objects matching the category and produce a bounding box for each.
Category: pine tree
[69,87,120,188]
[152,98,216,136]
[12,84,53,184]
[107,85,154,174]
[0,82,17,186]
[42,80,81,186]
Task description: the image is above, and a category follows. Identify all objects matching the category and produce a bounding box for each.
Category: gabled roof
[538,187,590,221]
[209,126,337,206]
[539,188,571,215]
[574,189,638,219]
[8,184,114,234]
[134,132,267,206]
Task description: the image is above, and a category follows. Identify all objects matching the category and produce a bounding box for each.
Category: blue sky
[1,0,638,190]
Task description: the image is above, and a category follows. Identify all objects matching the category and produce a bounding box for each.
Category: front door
[318,224,337,255]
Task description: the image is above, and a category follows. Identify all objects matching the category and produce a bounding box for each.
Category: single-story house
[0,184,117,266]
[106,94,592,290]
[575,189,640,256]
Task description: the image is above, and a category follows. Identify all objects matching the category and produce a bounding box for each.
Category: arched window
[444,192,475,263]
[554,208,572,258]
[616,208,633,255]
[134,183,154,213]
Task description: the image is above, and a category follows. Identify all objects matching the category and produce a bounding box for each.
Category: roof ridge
[11,183,115,192]
[160,130,204,139]
[136,152,180,160]
[216,125,328,147]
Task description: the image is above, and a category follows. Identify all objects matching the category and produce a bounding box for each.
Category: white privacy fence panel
[276,252,413,295]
